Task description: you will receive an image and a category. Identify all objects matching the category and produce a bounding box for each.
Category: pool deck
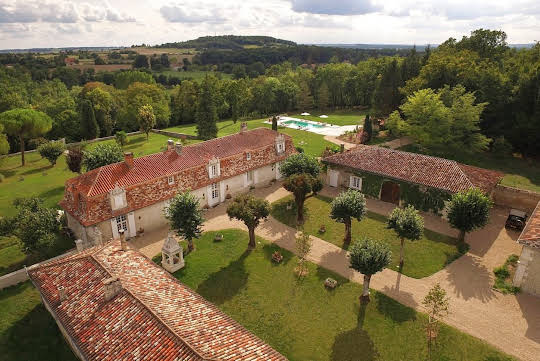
[266,116,359,136]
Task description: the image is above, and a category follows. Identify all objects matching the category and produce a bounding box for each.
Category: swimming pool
[281,119,325,129]
[264,116,360,136]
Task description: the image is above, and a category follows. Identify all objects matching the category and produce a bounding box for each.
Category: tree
[281,153,322,224]
[115,131,129,147]
[297,80,314,111]
[271,115,278,131]
[13,197,59,254]
[330,190,367,245]
[422,283,450,358]
[363,114,372,143]
[133,55,149,69]
[137,104,156,140]
[387,205,424,269]
[83,142,124,171]
[373,58,403,116]
[80,99,99,140]
[66,145,83,174]
[349,238,392,301]
[170,80,199,125]
[226,194,270,249]
[317,82,330,111]
[165,191,204,251]
[295,230,313,277]
[447,188,492,243]
[0,123,9,158]
[117,82,170,130]
[114,70,155,89]
[85,87,114,136]
[0,108,52,165]
[38,141,65,166]
[196,76,218,140]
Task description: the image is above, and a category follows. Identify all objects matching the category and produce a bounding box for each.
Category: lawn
[288,109,368,126]
[271,195,462,279]
[167,117,336,157]
[399,144,540,193]
[153,229,513,361]
[0,132,197,217]
[0,282,77,361]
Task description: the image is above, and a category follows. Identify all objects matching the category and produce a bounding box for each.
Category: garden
[271,195,462,279]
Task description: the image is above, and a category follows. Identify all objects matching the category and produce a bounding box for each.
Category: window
[349,176,362,190]
[246,152,251,160]
[271,163,275,172]
[168,176,174,185]
[247,170,254,182]
[277,143,284,153]
[114,194,124,209]
[211,183,219,199]
[210,164,218,178]
[116,215,128,233]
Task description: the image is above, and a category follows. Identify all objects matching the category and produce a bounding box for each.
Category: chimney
[58,286,67,302]
[175,142,182,155]
[167,139,174,151]
[103,277,122,301]
[124,152,134,168]
[119,229,127,251]
[240,122,248,133]
[340,144,345,153]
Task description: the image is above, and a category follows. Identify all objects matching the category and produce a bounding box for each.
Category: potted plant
[318,224,326,234]
[272,251,283,263]
[214,233,224,242]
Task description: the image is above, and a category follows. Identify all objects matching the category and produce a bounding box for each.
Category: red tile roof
[518,201,540,249]
[323,145,503,194]
[29,241,286,361]
[68,128,291,198]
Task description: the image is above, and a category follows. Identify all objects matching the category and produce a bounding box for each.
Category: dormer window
[208,157,220,179]
[110,184,127,211]
[168,176,174,185]
[246,152,252,160]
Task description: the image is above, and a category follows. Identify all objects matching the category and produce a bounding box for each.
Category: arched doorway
[380,181,400,205]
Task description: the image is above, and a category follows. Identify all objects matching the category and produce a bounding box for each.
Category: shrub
[0,216,14,236]
[83,142,124,171]
[38,141,66,166]
[115,131,129,147]
[491,136,512,156]
[65,146,83,174]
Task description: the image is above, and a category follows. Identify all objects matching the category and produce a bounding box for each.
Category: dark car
[505,209,527,231]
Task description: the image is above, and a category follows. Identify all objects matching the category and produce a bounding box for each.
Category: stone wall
[0,250,76,290]
[493,185,540,212]
[151,129,198,140]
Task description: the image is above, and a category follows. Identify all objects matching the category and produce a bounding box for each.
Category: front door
[380,181,400,205]
[329,170,339,187]
[209,183,220,207]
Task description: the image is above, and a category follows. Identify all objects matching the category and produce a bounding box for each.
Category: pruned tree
[0,108,52,165]
[137,104,156,141]
[65,145,83,174]
[226,194,270,249]
[422,283,450,358]
[447,188,492,243]
[271,115,278,131]
[37,141,66,166]
[165,191,204,251]
[13,197,60,254]
[295,230,312,277]
[115,130,129,147]
[387,205,424,269]
[363,114,372,143]
[349,238,392,301]
[330,189,367,245]
[82,142,124,171]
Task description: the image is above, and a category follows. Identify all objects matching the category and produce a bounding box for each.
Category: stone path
[132,183,540,361]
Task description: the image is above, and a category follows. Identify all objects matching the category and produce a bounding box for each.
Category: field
[149,229,512,361]
[271,195,462,278]
[66,64,132,72]
[153,69,232,81]
[399,144,540,193]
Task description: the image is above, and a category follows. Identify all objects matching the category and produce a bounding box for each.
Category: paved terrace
[131,183,540,361]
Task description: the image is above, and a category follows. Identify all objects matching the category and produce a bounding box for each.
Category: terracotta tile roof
[323,145,503,194]
[68,128,290,198]
[29,241,286,361]
[518,201,540,249]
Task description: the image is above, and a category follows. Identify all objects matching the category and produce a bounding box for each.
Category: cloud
[289,0,381,15]
[160,5,226,24]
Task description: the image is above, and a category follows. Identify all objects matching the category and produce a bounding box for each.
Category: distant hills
[156,35,296,50]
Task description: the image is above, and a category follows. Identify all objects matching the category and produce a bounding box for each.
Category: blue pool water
[282,120,325,129]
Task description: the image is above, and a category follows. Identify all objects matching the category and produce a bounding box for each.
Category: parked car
[505,209,527,231]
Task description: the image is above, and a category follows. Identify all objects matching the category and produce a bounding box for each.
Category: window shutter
[358,177,362,190]
[349,175,354,189]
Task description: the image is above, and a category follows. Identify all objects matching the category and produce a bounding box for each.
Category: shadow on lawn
[38,185,65,200]
[262,243,294,266]
[0,303,77,360]
[330,302,379,361]
[196,250,250,305]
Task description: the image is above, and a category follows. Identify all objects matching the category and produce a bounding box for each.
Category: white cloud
[289,0,381,15]
[160,4,225,24]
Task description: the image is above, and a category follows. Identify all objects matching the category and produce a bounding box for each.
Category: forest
[0,29,538,159]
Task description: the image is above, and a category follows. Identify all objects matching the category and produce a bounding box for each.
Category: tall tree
[447,188,492,243]
[317,82,330,111]
[387,205,424,269]
[196,76,218,140]
[226,194,270,249]
[133,55,149,69]
[165,191,204,251]
[80,99,99,140]
[137,104,156,140]
[373,58,403,117]
[0,108,52,165]
[363,114,372,143]
[0,123,9,158]
[297,80,313,111]
[349,238,392,301]
[330,190,367,245]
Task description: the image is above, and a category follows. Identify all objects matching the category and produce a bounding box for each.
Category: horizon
[0,0,539,49]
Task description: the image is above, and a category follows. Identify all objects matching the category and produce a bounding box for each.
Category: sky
[0,0,539,49]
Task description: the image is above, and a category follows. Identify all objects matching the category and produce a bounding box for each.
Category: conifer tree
[196,76,218,140]
[80,99,99,140]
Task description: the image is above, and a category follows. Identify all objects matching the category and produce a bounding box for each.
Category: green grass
[153,229,514,361]
[153,70,232,81]
[0,132,197,217]
[167,117,336,157]
[0,282,77,361]
[493,254,520,295]
[288,110,367,126]
[271,195,462,278]
[399,144,540,193]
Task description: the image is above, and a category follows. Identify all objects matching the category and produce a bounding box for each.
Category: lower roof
[518,201,540,249]
[28,241,286,361]
[323,145,503,194]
